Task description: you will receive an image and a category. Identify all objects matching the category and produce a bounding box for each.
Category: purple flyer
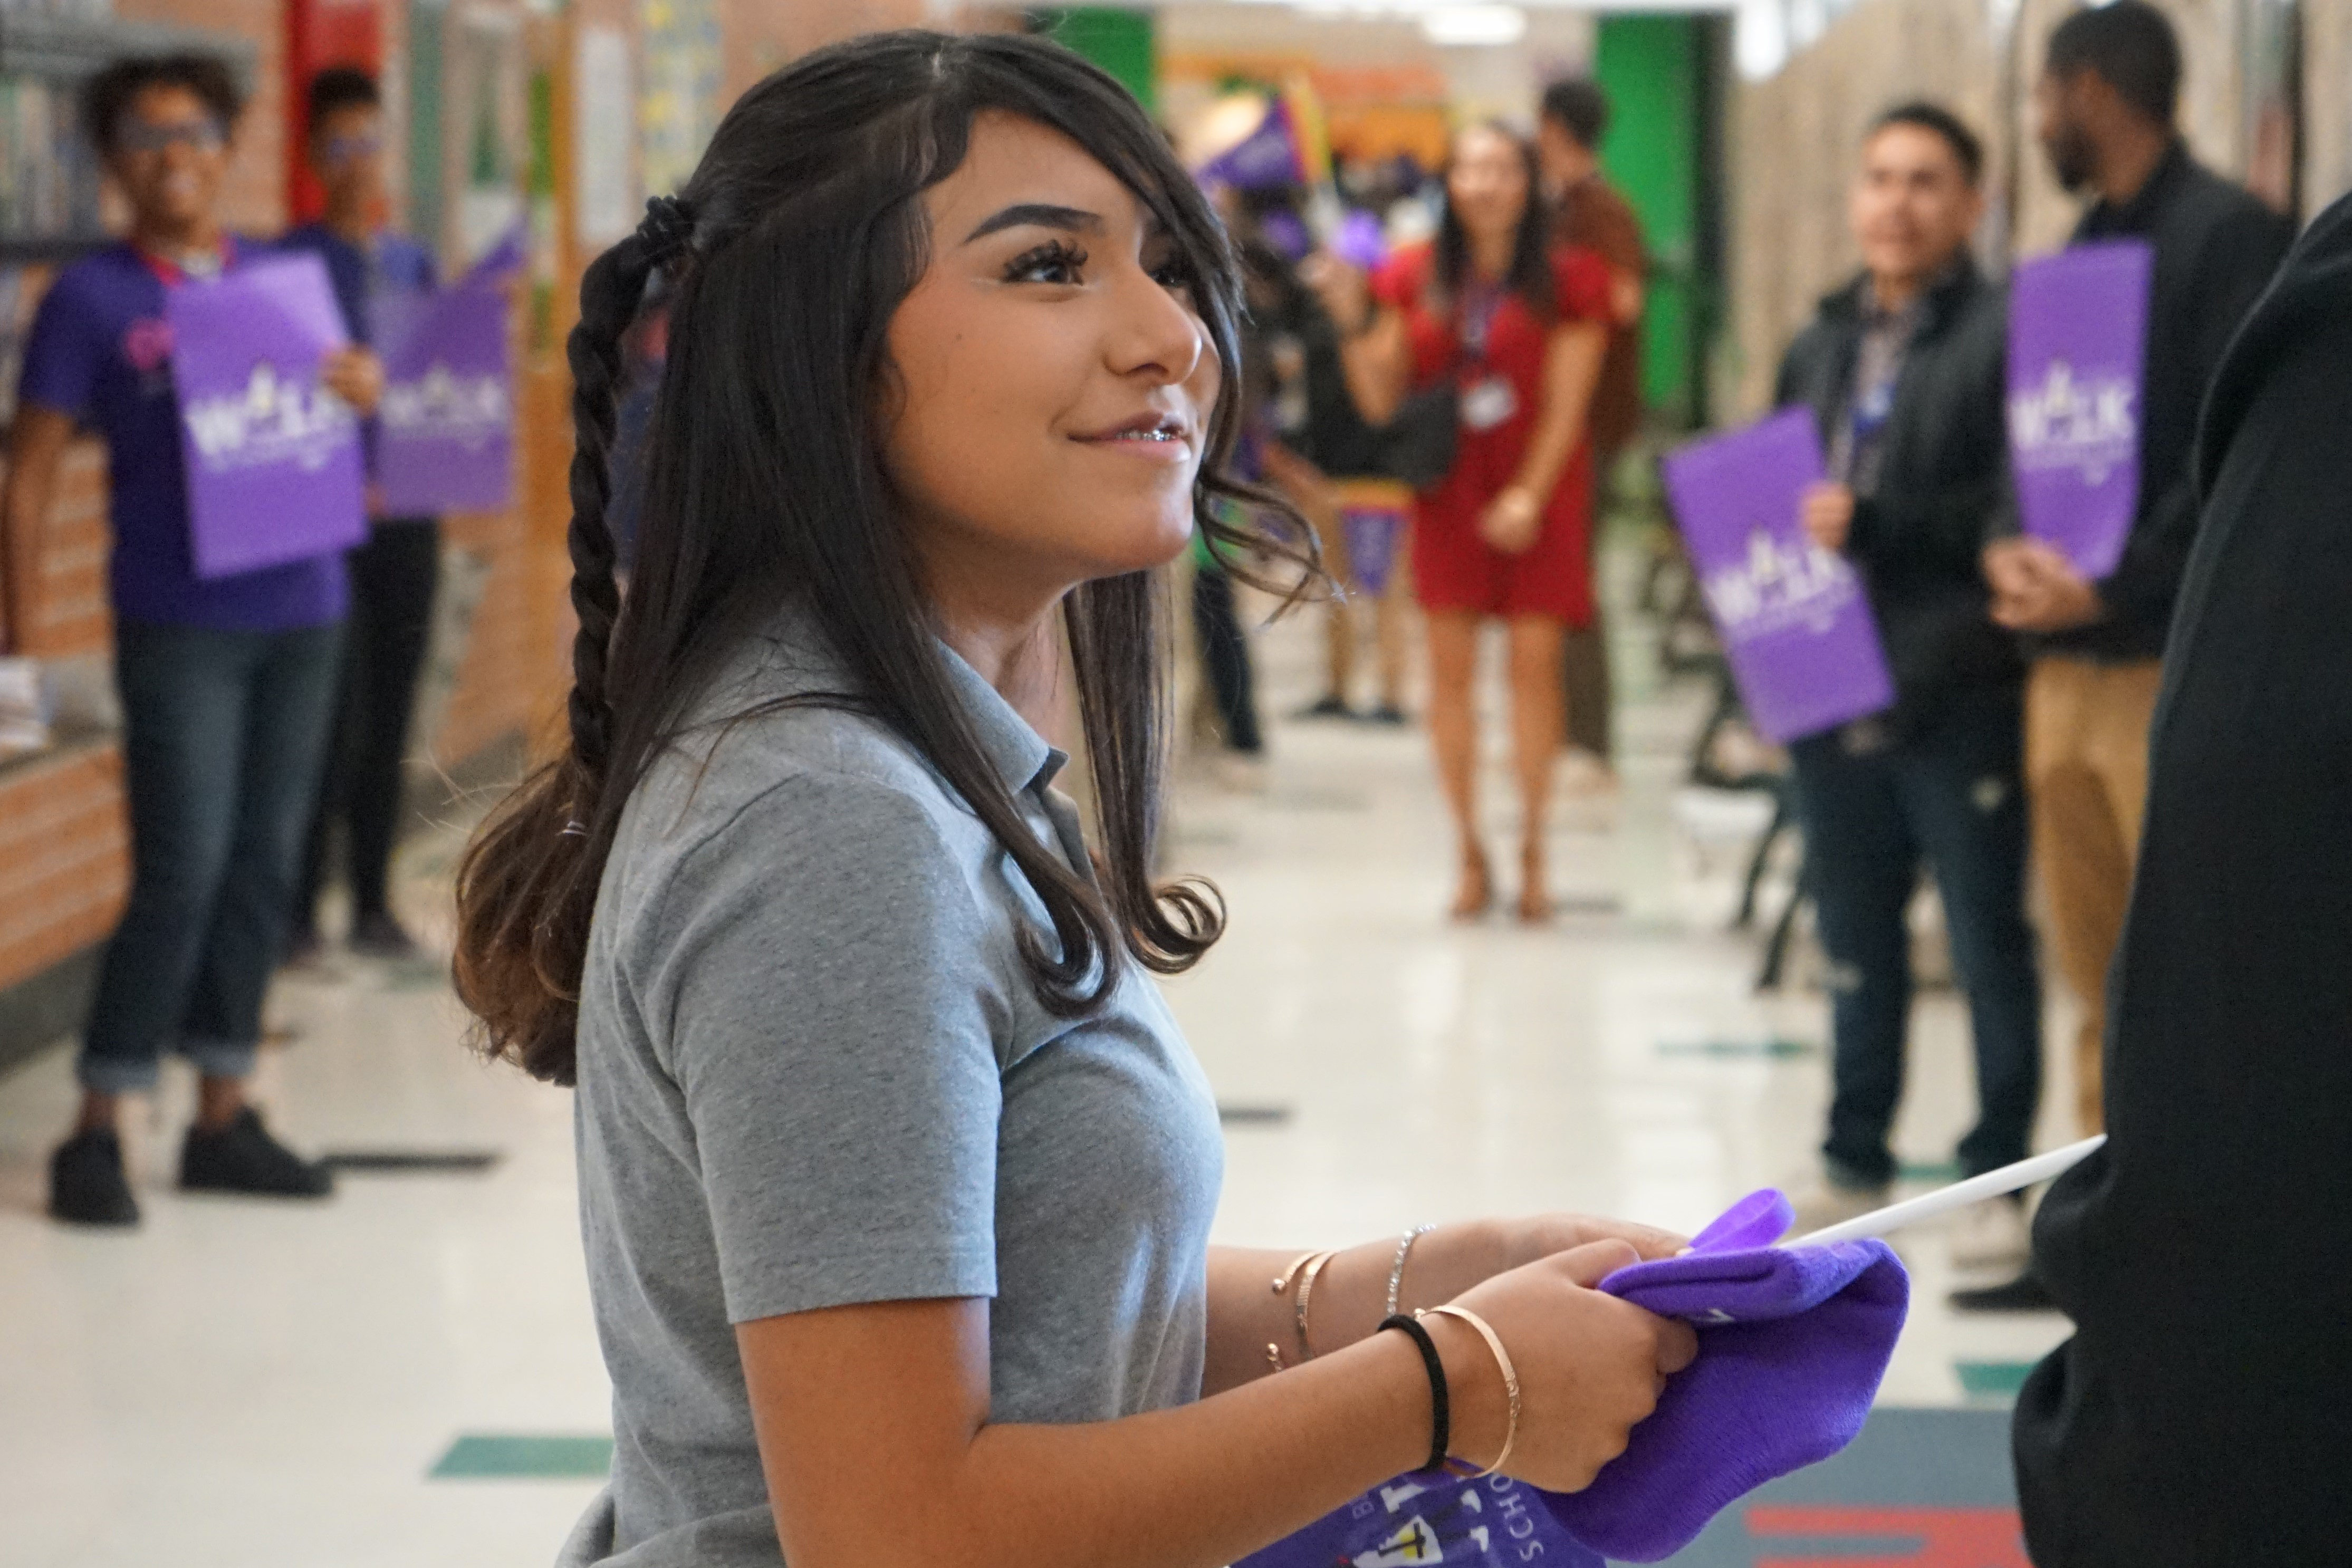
[2006,240,2153,579]
[1239,1470,1604,1568]
[1336,480,1409,597]
[168,253,367,580]
[1662,410,1895,744]
[373,284,514,514]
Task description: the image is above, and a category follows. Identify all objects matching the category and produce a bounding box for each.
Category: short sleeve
[17,272,107,424]
[641,772,1009,1325]
[1551,245,1614,324]
[1371,245,1453,386]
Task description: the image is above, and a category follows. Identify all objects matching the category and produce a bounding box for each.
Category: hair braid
[562,237,652,786]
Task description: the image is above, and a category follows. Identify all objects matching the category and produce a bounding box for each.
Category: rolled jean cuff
[181,1034,258,1082]
[76,1048,164,1095]
[75,1035,258,1094]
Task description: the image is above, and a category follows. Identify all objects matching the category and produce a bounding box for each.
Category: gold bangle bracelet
[1270,1250,1320,1296]
[1418,1305,1522,1479]
[1294,1249,1339,1363]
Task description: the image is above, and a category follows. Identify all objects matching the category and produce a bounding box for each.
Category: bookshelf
[0,8,257,265]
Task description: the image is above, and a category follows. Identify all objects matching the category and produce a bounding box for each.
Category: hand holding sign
[2007,241,2153,579]
[1663,410,1895,743]
[168,253,368,580]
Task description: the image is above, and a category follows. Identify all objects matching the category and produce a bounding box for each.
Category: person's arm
[740,1235,1693,1568]
[1,404,77,653]
[1301,253,1413,428]
[1199,1213,1685,1396]
[1481,319,1606,553]
[2093,210,2292,634]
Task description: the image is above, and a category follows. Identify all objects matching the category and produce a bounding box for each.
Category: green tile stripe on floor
[1956,1361,2038,1400]
[430,1434,614,1480]
[1899,1160,1963,1182]
[1657,1038,1818,1059]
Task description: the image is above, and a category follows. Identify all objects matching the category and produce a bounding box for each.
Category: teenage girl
[454,34,1694,1566]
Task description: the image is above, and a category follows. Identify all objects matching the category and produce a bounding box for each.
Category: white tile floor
[0,562,2077,1567]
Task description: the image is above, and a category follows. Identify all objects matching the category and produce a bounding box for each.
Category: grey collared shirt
[561,610,1225,1566]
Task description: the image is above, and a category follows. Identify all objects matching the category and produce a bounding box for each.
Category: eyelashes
[1004,239,1089,284]
[1000,239,1198,296]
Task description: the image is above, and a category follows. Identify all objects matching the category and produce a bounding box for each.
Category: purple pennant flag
[1238,1469,1604,1568]
[2006,240,2152,578]
[1196,99,1307,192]
[168,253,367,580]
[1663,410,1895,744]
[373,285,515,514]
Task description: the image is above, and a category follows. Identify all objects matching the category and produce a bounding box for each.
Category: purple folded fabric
[1539,1189,1909,1562]
[1236,1190,1906,1568]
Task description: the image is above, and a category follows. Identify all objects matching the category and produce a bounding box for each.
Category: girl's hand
[1477,486,1543,554]
[1497,1213,1690,1271]
[1439,1239,1700,1492]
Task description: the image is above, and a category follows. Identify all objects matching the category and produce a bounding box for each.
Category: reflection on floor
[0,562,2078,1567]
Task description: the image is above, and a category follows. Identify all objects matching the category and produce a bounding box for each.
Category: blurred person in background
[281,66,440,963]
[1239,188,1410,724]
[2012,185,2352,1568]
[1537,79,1646,791]
[3,55,380,1226]
[1315,123,1610,922]
[1961,0,2291,1313]
[1773,105,2039,1273]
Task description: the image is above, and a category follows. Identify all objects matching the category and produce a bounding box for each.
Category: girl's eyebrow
[963,203,1105,244]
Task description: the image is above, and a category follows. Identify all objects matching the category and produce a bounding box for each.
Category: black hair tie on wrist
[1380,1312,1450,1474]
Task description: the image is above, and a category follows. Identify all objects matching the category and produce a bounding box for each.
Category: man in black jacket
[1961,0,2291,1313]
[1774,104,2038,1268]
[2012,185,2352,1568]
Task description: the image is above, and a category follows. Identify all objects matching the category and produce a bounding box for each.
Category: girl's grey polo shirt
[562,620,1225,1566]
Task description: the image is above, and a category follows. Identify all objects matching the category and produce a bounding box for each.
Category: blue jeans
[79,620,344,1093]
[1791,689,2043,1187]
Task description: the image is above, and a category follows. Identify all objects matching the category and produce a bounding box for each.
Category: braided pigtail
[454,198,694,1084]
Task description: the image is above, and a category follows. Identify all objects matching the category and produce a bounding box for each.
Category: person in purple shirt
[0,53,384,1227]
[278,67,441,963]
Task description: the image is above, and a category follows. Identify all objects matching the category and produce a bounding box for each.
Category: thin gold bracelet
[1294,1249,1339,1363]
[1270,1250,1319,1296]
[1418,1305,1521,1479]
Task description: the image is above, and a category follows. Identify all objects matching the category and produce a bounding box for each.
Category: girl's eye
[1148,255,1196,293]
[1005,241,1088,285]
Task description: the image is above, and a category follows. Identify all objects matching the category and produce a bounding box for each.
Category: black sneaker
[1294,694,1354,720]
[347,910,423,961]
[179,1108,335,1199]
[1362,703,1410,726]
[1950,1269,2062,1314]
[50,1128,141,1227]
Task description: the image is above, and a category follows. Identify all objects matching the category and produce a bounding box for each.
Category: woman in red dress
[1313,123,1610,920]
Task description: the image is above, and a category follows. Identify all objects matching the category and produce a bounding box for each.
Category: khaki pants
[2024,657,2164,1135]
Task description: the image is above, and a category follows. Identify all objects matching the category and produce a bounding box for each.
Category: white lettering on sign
[2008,359,2138,485]
[183,363,356,474]
[381,362,512,450]
[1702,530,1864,642]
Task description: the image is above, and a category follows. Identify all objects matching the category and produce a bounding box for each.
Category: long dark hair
[455,31,1305,1084]
[1433,121,1556,323]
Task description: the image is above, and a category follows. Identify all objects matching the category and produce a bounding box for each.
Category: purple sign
[1337,483,1408,595]
[2007,240,2153,578]
[169,254,367,580]
[1663,410,1895,744]
[1239,1469,1603,1568]
[373,285,515,514]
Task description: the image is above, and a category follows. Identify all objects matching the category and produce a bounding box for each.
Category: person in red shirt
[1311,123,1610,920]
